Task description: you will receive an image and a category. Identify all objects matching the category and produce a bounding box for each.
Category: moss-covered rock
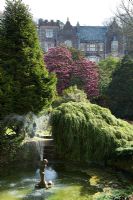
[108,147,133,173]
[51,101,133,162]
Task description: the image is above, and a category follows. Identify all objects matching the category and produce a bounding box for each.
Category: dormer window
[44,42,54,52]
[46,29,53,38]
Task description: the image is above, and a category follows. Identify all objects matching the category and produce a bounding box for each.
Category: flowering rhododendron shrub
[45,46,99,98]
[45,47,73,94]
[72,59,99,98]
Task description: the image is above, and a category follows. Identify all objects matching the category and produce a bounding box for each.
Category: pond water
[0,163,133,200]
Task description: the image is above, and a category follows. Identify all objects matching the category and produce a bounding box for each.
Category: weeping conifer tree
[0,0,56,118]
[51,101,133,162]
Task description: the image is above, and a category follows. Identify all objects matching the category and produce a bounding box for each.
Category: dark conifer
[107,56,133,119]
[0,0,56,117]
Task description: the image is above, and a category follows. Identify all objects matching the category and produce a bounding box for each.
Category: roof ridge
[79,26,107,28]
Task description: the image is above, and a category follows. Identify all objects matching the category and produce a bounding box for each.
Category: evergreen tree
[0,66,13,117]
[0,0,56,118]
[107,56,133,119]
[99,57,119,95]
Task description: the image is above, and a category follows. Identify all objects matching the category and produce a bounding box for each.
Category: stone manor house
[38,18,126,62]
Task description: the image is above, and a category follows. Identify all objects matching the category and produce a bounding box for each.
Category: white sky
[0,0,121,25]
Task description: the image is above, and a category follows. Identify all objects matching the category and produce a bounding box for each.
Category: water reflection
[0,164,133,200]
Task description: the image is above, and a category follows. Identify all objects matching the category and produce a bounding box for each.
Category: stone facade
[38,19,125,62]
[38,19,61,51]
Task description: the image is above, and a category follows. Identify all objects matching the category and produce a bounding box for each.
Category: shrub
[71,58,99,98]
[45,46,73,94]
[45,46,99,99]
[53,85,88,107]
[51,101,133,162]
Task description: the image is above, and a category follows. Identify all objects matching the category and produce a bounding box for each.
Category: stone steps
[43,138,56,160]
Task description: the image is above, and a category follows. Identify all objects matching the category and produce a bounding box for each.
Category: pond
[0,163,133,200]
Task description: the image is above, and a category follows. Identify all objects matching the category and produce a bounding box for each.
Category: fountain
[35,159,53,189]
[36,139,44,161]
[1,111,55,191]
[23,112,54,189]
[23,112,51,159]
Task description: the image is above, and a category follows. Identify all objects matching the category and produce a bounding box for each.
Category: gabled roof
[77,26,107,42]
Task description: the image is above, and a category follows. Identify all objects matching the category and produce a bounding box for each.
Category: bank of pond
[0,162,133,200]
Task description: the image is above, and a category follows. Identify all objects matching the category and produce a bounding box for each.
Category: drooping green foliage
[0,0,56,118]
[107,56,133,119]
[51,101,133,162]
[99,57,119,95]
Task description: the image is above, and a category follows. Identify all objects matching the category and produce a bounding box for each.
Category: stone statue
[35,159,53,189]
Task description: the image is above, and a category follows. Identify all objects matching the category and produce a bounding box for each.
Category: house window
[80,43,85,51]
[99,43,104,51]
[46,29,53,38]
[111,41,118,52]
[64,40,72,47]
[87,44,96,51]
[44,42,54,52]
[39,29,45,38]
[88,56,100,63]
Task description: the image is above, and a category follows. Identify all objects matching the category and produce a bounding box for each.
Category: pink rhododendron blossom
[45,47,99,98]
